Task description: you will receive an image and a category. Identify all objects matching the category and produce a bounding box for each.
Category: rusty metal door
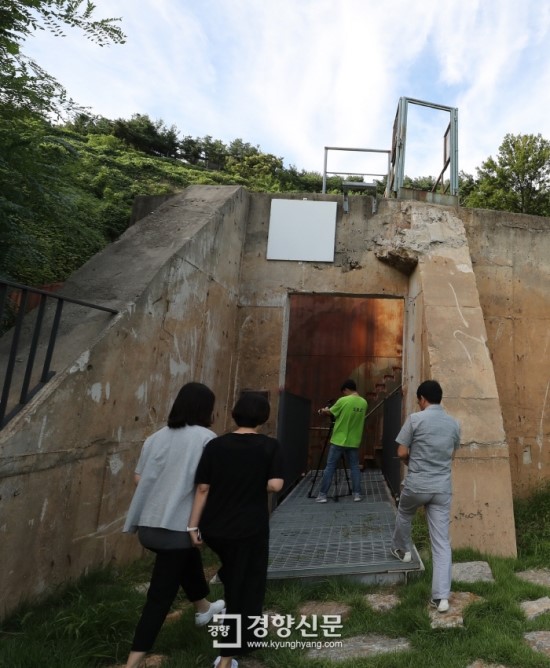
[284,294,403,470]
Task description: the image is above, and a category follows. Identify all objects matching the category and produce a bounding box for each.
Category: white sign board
[266,199,337,262]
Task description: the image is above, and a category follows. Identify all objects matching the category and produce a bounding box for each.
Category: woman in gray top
[123,382,225,668]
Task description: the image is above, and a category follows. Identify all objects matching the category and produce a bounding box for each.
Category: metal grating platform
[267,470,423,583]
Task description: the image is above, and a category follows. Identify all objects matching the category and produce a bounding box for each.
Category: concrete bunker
[3,183,549,619]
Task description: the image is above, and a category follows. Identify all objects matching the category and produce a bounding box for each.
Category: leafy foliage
[0,110,105,284]
[1,109,351,285]
[514,481,550,564]
[0,1,125,117]
[463,133,550,215]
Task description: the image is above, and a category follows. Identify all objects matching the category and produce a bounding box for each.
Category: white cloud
[22,0,550,178]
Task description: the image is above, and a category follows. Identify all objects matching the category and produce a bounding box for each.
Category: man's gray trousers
[392,489,452,600]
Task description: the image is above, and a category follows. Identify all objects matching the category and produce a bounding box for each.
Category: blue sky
[23,0,550,180]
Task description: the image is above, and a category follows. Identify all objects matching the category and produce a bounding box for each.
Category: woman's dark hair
[416,380,443,405]
[167,382,215,428]
[232,392,270,428]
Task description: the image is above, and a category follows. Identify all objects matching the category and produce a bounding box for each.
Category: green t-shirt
[329,394,368,448]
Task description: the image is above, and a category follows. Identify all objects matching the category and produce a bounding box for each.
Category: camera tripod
[307,419,352,501]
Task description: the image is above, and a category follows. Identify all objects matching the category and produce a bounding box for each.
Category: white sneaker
[353,494,362,502]
[429,598,449,613]
[213,657,238,668]
[390,548,412,563]
[195,599,225,626]
[316,495,328,503]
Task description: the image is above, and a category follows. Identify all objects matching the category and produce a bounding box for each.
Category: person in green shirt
[316,379,368,503]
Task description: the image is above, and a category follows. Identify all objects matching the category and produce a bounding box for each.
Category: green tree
[200,135,227,170]
[0,0,125,116]
[458,170,477,206]
[113,114,179,157]
[64,112,115,136]
[464,133,550,215]
[0,112,106,283]
[0,1,125,283]
[226,151,284,182]
[227,138,260,160]
[403,175,436,191]
[180,135,203,165]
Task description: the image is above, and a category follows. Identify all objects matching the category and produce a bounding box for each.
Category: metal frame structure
[322,98,459,200]
[322,146,391,194]
[387,96,459,197]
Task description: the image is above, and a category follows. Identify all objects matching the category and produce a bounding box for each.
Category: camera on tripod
[317,399,336,421]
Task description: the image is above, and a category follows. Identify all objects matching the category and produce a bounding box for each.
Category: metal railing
[322,146,391,195]
[0,280,118,428]
[364,383,403,423]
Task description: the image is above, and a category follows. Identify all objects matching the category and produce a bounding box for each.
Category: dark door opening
[283,294,404,479]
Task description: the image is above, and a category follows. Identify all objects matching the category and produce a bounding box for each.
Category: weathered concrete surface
[377,201,517,557]
[520,596,550,620]
[461,209,550,497]
[516,568,550,588]
[0,185,250,618]
[453,561,495,583]
[429,591,484,629]
[297,600,352,620]
[3,187,549,617]
[235,192,408,430]
[364,590,400,612]
[306,633,411,662]
[524,631,550,657]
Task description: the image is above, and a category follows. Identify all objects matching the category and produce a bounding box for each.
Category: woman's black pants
[204,533,269,657]
[131,547,209,652]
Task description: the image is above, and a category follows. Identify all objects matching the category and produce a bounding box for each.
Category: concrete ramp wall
[0,185,249,618]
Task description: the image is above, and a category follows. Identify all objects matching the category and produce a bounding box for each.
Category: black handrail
[0,280,118,428]
[364,384,403,422]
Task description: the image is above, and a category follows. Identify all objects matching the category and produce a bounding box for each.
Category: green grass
[3,487,550,667]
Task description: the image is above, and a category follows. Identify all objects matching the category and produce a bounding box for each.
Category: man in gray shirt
[390,380,461,613]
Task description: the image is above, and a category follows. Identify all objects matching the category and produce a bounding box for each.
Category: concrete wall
[3,186,548,616]
[461,209,550,497]
[236,193,409,429]
[0,186,249,618]
[376,200,517,556]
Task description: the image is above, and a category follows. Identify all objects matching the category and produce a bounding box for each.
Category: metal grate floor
[267,470,423,581]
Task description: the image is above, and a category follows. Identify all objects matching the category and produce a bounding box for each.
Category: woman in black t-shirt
[188,392,284,668]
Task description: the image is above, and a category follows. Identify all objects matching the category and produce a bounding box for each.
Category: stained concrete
[428,591,484,629]
[524,631,550,657]
[453,561,495,583]
[520,596,550,620]
[3,187,550,619]
[517,568,550,587]
[306,633,412,662]
[461,209,550,498]
[378,203,517,557]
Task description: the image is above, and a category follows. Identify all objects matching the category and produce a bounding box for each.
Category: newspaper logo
[209,613,241,649]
